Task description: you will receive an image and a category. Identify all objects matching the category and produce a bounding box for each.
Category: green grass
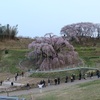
[78,80,100,87]
[0,49,28,73]
[30,69,91,83]
[75,46,100,67]
[0,38,99,99]
[30,70,80,78]
[19,79,100,100]
[0,38,100,74]
[36,94,57,100]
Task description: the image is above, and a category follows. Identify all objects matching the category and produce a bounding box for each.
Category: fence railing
[29,67,99,73]
[0,96,25,100]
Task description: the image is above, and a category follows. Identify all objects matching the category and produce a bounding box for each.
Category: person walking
[79,72,82,80]
[48,79,51,86]
[40,80,43,85]
[42,80,46,87]
[72,74,75,81]
[21,71,24,77]
[65,76,68,83]
[16,73,19,77]
[70,75,73,82]
[90,71,93,78]
[96,70,100,78]
[0,80,3,85]
[54,78,57,85]
[26,83,30,90]
[15,75,18,81]
[83,73,87,80]
[57,77,60,85]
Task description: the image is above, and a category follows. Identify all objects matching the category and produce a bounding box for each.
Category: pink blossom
[28,33,79,70]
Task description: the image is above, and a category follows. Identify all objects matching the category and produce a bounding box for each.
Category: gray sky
[0,0,100,37]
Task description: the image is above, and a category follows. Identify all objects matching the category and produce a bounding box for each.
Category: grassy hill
[0,38,100,100]
[0,38,33,73]
[0,38,33,49]
[0,38,100,74]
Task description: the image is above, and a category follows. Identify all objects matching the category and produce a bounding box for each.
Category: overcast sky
[0,0,100,37]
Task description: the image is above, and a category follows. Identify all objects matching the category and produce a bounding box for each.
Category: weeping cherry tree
[28,33,79,71]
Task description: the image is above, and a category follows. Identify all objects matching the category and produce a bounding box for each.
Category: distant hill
[0,37,33,49]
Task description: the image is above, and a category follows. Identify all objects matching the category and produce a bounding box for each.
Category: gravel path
[0,76,99,97]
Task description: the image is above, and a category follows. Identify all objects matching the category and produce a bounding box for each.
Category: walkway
[0,76,99,96]
[0,76,26,92]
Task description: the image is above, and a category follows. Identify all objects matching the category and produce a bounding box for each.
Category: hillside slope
[0,38,100,74]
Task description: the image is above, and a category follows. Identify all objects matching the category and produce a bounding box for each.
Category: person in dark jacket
[96,70,100,78]
[26,83,30,89]
[65,76,68,83]
[72,74,75,81]
[57,77,60,85]
[79,72,82,80]
[11,82,14,86]
[42,80,46,87]
[54,78,57,85]
[0,80,3,85]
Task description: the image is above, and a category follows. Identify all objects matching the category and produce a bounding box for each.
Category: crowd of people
[0,70,100,90]
[37,70,100,89]
[14,71,24,81]
[12,69,100,89]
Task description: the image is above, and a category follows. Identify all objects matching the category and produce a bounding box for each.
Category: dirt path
[0,76,99,97]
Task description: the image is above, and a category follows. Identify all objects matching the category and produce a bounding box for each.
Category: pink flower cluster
[28,33,79,70]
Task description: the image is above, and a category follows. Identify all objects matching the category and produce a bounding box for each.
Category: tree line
[61,22,100,42]
[0,24,18,41]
